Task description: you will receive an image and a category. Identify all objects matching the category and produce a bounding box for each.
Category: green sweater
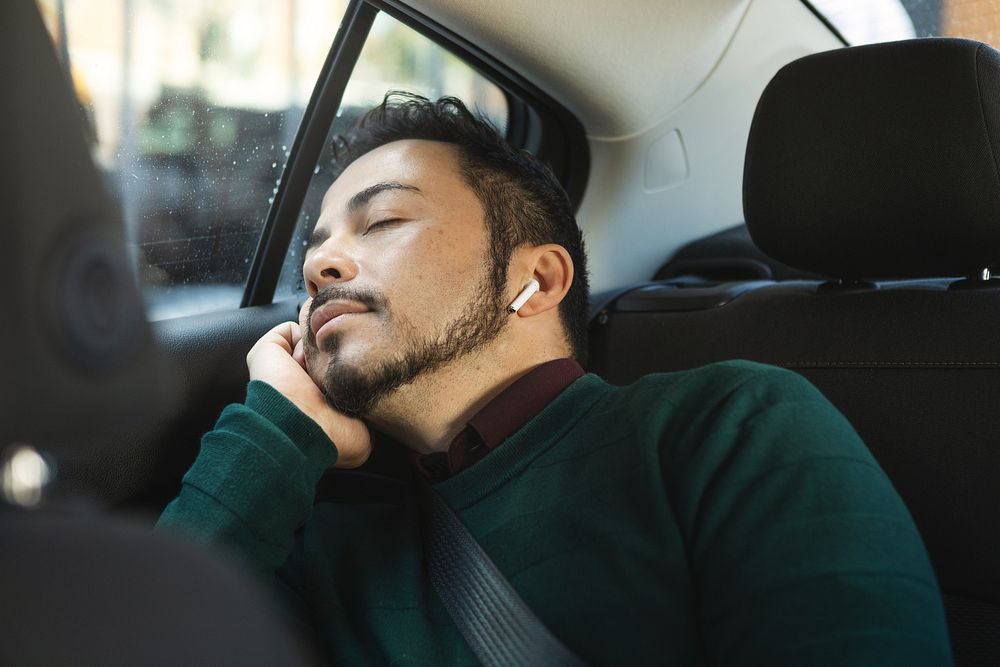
[157,360,953,665]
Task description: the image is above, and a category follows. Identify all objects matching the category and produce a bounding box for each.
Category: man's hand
[246,308,372,469]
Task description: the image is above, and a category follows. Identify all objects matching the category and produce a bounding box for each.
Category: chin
[308,333,373,378]
[312,347,371,385]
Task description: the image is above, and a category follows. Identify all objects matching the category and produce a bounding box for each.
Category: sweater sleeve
[662,364,953,666]
[156,380,338,578]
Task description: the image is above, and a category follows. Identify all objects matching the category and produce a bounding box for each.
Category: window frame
[241,0,589,308]
[799,0,852,45]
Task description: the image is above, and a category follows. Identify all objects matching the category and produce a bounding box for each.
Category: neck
[367,340,566,454]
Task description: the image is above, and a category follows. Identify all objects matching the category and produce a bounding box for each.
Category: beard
[303,265,510,418]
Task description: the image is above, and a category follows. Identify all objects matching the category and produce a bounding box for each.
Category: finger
[275,321,298,349]
[299,298,312,329]
[246,322,292,366]
[253,321,297,356]
[289,322,307,368]
[292,337,306,368]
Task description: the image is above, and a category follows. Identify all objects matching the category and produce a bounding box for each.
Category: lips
[310,300,371,344]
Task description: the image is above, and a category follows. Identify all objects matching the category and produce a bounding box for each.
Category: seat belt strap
[422,486,588,667]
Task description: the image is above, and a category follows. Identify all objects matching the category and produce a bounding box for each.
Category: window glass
[35,0,347,319]
[274,10,509,299]
[809,0,1000,48]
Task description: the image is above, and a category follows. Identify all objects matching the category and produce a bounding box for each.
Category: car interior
[3,0,998,664]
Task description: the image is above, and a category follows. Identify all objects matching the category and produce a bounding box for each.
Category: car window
[808,0,1000,47]
[35,0,348,319]
[273,9,509,299]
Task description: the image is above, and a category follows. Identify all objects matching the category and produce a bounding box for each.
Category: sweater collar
[432,372,609,508]
[416,359,585,482]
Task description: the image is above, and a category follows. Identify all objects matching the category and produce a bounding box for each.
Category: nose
[302,239,359,296]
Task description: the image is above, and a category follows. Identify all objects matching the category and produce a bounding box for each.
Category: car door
[37,0,587,512]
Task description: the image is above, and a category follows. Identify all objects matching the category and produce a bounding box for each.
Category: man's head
[300,93,588,418]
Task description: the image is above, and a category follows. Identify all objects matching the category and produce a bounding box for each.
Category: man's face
[300,139,510,416]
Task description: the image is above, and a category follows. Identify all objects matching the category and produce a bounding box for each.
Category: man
[158,94,953,665]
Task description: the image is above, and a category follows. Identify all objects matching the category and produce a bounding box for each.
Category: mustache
[306,285,388,342]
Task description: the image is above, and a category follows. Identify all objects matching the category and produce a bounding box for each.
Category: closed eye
[363,218,404,235]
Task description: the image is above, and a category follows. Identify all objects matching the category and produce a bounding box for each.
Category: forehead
[320,139,467,214]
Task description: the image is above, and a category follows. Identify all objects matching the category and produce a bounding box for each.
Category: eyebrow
[305,181,422,253]
[305,227,330,254]
[346,181,421,214]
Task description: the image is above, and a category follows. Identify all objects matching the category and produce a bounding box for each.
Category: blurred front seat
[0,1,316,664]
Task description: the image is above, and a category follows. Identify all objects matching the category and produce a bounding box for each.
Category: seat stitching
[973,43,1000,192]
[777,361,1000,369]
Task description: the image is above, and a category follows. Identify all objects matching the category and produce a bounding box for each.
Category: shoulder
[602,359,824,419]
[597,361,869,475]
[573,362,842,479]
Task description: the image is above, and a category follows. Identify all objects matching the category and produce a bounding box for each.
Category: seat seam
[974,43,1000,191]
[778,361,1000,369]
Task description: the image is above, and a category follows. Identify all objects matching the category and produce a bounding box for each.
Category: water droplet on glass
[281,145,287,151]
[336,108,343,118]
[268,197,274,204]
[271,162,277,168]
[232,160,237,165]
[313,165,320,174]
[302,240,307,246]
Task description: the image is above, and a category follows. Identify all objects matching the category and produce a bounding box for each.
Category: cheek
[378,229,489,323]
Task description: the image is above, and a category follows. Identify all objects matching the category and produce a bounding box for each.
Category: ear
[508,244,574,318]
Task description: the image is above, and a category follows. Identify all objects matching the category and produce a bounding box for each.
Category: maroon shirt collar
[416,358,585,482]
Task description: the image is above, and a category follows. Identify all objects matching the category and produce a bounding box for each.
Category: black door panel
[59,298,301,513]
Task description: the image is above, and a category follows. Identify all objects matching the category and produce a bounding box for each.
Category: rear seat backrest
[589,38,1000,667]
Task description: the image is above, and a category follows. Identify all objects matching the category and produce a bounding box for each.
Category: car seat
[0,2,315,663]
[589,38,1000,666]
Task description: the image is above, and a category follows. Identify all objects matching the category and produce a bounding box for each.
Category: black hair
[331,92,590,362]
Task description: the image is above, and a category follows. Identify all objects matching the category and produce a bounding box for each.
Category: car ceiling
[409,0,842,294]
[409,0,752,138]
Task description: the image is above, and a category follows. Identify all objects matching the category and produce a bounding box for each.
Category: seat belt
[421,486,588,667]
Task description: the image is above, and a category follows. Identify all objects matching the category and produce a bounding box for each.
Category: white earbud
[507,279,540,313]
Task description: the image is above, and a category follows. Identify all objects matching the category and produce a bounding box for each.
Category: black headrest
[744,38,1000,279]
[0,1,169,460]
